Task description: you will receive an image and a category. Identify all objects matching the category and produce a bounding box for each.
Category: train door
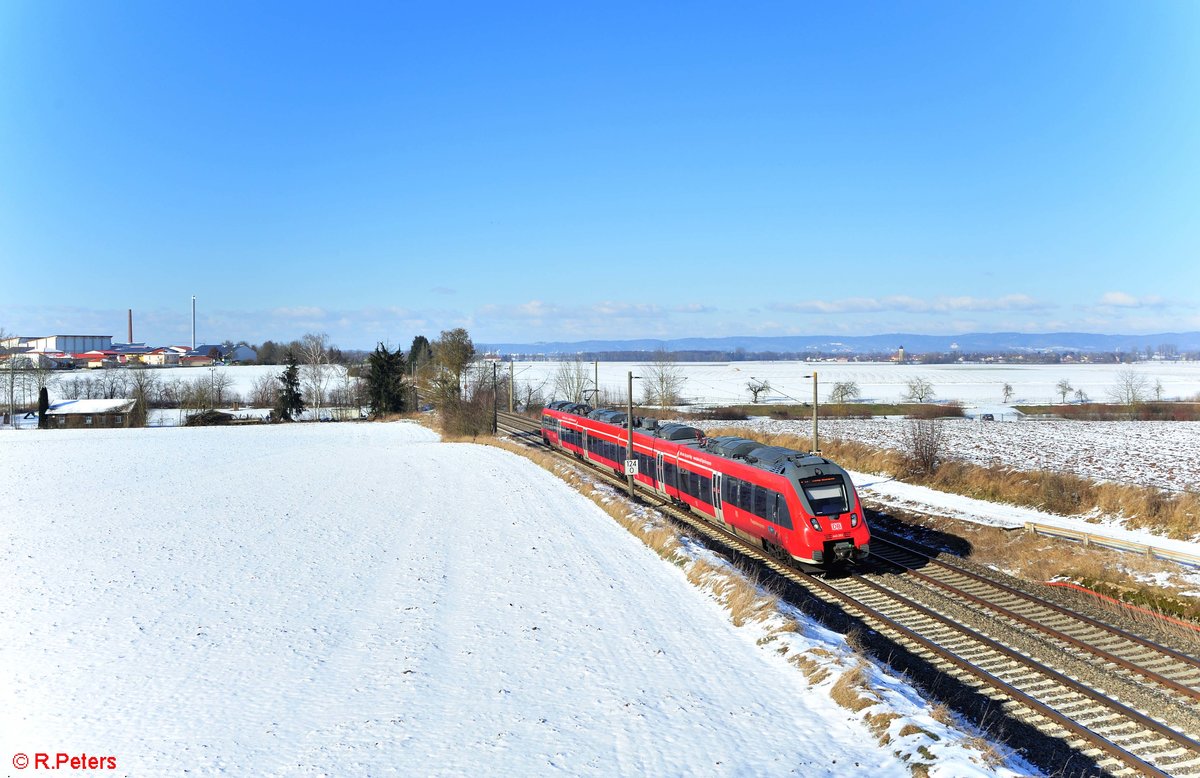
[711,473,724,522]
[655,453,666,496]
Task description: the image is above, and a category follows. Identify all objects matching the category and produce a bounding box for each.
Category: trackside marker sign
[624,459,638,476]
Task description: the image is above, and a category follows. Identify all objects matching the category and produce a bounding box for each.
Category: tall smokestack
[191,296,196,350]
[128,309,133,344]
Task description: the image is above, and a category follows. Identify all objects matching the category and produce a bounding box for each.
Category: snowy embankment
[0,422,1011,775]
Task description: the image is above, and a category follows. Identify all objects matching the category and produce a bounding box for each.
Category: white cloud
[1098,292,1165,308]
[271,306,327,319]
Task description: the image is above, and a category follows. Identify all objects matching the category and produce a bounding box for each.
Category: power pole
[508,360,514,413]
[492,362,498,434]
[810,371,819,454]
[626,371,635,499]
[594,360,599,407]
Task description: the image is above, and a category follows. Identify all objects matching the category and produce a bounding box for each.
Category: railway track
[494,410,1200,776]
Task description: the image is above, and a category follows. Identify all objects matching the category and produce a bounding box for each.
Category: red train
[541,402,870,568]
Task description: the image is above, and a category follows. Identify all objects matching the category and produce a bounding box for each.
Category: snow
[0,422,1014,776]
[503,360,1200,406]
[45,399,137,415]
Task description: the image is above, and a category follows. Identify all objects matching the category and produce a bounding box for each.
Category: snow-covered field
[0,422,1013,776]
[40,359,1200,410]
[702,416,1200,493]
[505,360,1200,406]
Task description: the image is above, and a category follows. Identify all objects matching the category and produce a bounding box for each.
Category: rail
[1024,521,1200,568]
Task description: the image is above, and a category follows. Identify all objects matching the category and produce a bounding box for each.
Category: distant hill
[481,331,1200,357]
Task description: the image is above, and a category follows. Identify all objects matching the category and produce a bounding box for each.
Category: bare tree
[552,358,590,404]
[747,379,771,404]
[332,363,365,419]
[1108,367,1149,406]
[515,376,549,413]
[1074,388,1089,404]
[1056,379,1073,404]
[127,369,162,427]
[1153,378,1165,401]
[210,368,235,406]
[300,332,332,418]
[1,327,14,426]
[903,376,935,403]
[904,418,945,475]
[249,374,277,408]
[99,369,130,400]
[1001,382,1014,403]
[642,348,684,406]
[828,380,860,404]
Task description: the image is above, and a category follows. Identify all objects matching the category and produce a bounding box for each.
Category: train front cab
[792,473,870,566]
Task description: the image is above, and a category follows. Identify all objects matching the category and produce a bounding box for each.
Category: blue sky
[2,1,1198,349]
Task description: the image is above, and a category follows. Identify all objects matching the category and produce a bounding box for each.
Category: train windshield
[801,476,849,515]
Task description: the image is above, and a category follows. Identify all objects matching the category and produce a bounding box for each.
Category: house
[72,351,119,369]
[143,348,181,366]
[181,354,215,367]
[45,399,137,429]
[111,343,156,366]
[228,344,257,363]
[190,344,227,360]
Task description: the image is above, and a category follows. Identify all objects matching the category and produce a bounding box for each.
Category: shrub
[699,406,750,421]
[440,395,494,439]
[904,418,945,475]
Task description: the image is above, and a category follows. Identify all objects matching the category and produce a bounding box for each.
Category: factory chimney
[128,309,133,344]
[191,296,196,350]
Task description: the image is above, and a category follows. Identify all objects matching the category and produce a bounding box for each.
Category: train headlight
[850,512,859,527]
[809,518,822,532]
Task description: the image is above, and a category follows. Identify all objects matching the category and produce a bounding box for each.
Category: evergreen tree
[37,387,49,429]
[365,342,407,416]
[274,351,306,421]
[408,335,433,371]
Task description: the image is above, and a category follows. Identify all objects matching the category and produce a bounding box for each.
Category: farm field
[40,360,1200,410]
[506,360,1200,407]
[0,422,1012,776]
[701,416,1200,494]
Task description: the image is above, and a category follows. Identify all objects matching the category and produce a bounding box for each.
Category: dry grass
[829,662,877,712]
[788,652,833,685]
[865,711,901,741]
[958,735,1007,768]
[704,426,1200,539]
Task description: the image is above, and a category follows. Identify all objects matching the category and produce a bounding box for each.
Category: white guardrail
[1024,522,1200,568]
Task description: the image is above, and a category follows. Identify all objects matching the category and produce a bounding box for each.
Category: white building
[2,335,114,353]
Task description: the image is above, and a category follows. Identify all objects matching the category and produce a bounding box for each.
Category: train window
[801,477,849,515]
[698,474,712,504]
[773,494,793,529]
[729,478,747,510]
[753,485,768,517]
